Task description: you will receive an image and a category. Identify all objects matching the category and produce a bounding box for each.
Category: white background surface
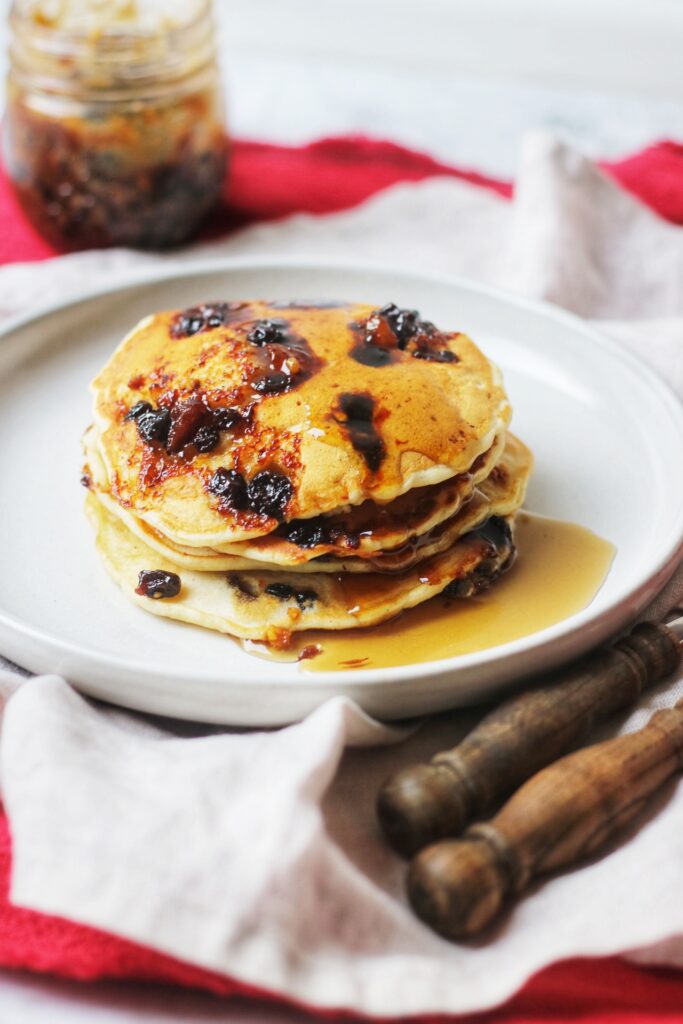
[0,0,682,1020]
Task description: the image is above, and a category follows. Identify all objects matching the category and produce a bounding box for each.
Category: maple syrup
[245,513,614,671]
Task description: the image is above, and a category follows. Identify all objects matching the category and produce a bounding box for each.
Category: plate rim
[1,254,683,694]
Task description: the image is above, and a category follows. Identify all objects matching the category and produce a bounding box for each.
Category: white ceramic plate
[1,259,682,725]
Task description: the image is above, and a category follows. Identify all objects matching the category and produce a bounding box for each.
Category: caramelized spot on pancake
[138,447,176,489]
[335,392,386,473]
[146,368,176,395]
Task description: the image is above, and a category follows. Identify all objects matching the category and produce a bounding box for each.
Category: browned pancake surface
[92,301,510,545]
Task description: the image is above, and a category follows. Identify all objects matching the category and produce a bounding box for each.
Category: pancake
[85,491,516,643]
[206,431,507,564]
[85,298,532,649]
[91,301,510,546]
[84,424,511,563]
[83,430,531,575]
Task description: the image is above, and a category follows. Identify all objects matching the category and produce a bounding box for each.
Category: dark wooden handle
[377,622,680,857]
[407,699,683,939]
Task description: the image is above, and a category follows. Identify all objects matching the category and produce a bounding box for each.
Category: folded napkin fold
[1,132,683,1017]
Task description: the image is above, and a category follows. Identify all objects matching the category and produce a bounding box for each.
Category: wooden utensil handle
[407,699,683,939]
[378,622,680,857]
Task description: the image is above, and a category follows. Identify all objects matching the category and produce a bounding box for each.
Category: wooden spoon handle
[407,699,683,939]
[377,621,680,857]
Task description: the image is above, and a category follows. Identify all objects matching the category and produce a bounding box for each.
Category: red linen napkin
[1,136,682,265]
[1,134,683,1019]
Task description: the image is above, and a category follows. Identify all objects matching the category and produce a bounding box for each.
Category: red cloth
[1,134,683,1017]
[2,807,683,1023]
[1,136,682,265]
[602,141,683,225]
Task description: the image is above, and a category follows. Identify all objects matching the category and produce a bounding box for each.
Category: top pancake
[92,300,510,545]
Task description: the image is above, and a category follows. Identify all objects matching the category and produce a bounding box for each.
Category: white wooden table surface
[0,1,681,1020]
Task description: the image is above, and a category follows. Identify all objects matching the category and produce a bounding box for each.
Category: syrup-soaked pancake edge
[83,429,531,573]
[84,424,513,562]
[85,490,516,643]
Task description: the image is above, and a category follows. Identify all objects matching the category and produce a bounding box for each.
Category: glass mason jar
[3,0,228,249]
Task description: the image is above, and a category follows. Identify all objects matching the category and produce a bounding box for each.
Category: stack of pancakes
[83,300,533,647]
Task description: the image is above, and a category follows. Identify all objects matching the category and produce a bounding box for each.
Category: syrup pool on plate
[245,513,615,671]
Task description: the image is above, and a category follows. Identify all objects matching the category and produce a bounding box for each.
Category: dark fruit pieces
[193,424,220,452]
[136,407,171,444]
[208,468,293,521]
[124,401,152,421]
[376,303,421,347]
[353,302,459,365]
[207,467,248,509]
[170,303,246,339]
[247,318,321,396]
[125,397,247,455]
[166,399,209,453]
[135,569,181,599]
[247,319,286,346]
[247,471,293,519]
[264,582,317,609]
[280,515,360,550]
[442,517,514,599]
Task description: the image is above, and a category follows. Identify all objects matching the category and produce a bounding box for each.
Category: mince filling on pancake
[91,300,510,547]
[84,299,532,647]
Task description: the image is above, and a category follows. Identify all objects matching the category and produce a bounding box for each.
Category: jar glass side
[3,0,228,250]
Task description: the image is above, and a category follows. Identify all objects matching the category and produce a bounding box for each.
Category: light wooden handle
[377,622,680,856]
[407,699,683,939]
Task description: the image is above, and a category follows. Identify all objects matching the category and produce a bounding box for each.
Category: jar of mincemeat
[3,0,228,249]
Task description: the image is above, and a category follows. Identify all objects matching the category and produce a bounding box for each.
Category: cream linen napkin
[1,133,683,1017]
